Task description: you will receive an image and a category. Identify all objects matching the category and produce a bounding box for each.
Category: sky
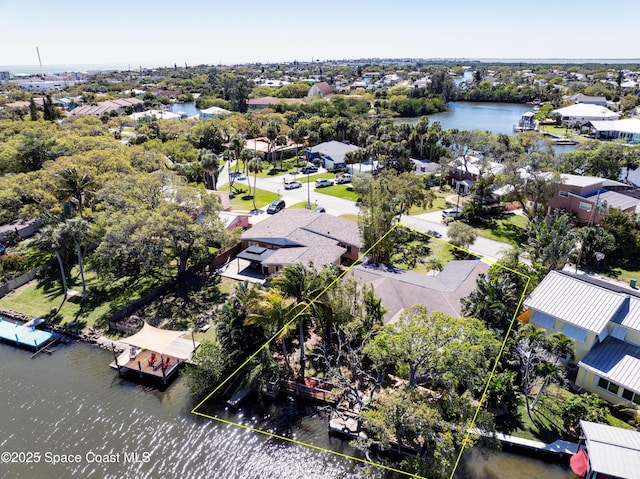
[1,0,639,68]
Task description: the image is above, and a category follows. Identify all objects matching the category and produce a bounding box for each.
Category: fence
[0,269,39,298]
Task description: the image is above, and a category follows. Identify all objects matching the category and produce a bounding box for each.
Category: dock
[0,316,54,349]
[227,386,252,407]
[496,432,577,458]
[110,348,181,384]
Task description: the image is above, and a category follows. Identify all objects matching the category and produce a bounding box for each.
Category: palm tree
[37,224,68,296]
[461,273,518,331]
[199,149,220,190]
[245,289,299,373]
[61,217,90,299]
[246,155,263,211]
[229,134,244,175]
[270,264,323,380]
[56,167,95,218]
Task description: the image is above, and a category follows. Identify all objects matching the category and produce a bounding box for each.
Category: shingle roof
[579,337,640,394]
[580,420,640,479]
[242,209,361,247]
[523,271,626,334]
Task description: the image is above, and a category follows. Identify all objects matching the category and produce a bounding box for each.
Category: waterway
[0,341,573,478]
[170,101,200,118]
[397,102,532,136]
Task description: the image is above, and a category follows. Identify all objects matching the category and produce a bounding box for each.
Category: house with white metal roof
[589,118,640,144]
[523,270,640,405]
[553,104,620,125]
[570,420,640,479]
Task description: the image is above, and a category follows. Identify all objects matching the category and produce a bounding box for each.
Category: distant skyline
[2,0,639,68]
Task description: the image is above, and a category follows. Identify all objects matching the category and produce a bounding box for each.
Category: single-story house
[306,141,361,169]
[238,209,361,275]
[569,94,608,107]
[129,110,183,122]
[522,270,640,405]
[347,260,488,323]
[67,97,143,117]
[553,104,620,126]
[199,106,231,118]
[589,118,640,144]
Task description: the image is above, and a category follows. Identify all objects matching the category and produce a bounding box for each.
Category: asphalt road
[228,165,512,263]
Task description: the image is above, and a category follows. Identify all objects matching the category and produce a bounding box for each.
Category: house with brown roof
[67,97,144,117]
[247,96,303,110]
[238,209,361,275]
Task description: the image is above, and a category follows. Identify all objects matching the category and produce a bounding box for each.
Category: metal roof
[523,271,626,334]
[579,338,640,395]
[580,420,640,479]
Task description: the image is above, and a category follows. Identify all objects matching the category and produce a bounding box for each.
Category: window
[597,377,620,395]
[531,313,555,329]
[563,324,587,342]
[559,191,569,198]
[579,201,592,211]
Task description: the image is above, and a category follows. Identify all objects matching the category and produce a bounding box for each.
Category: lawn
[391,229,457,275]
[289,201,311,209]
[228,186,280,211]
[316,184,359,201]
[498,384,635,442]
[406,189,450,215]
[467,213,528,245]
[0,268,156,330]
[230,157,304,178]
[0,267,237,333]
[539,124,590,143]
[298,172,336,183]
[339,214,358,222]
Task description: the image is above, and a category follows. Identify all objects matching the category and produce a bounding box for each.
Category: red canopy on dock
[570,450,589,478]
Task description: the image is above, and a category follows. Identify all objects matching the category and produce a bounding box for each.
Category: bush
[561,393,608,437]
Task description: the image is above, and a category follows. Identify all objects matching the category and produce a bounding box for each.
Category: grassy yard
[0,266,237,334]
[228,186,280,211]
[289,201,311,209]
[298,172,336,183]
[0,268,157,330]
[340,214,358,222]
[466,213,528,245]
[539,124,591,143]
[391,229,457,274]
[230,157,305,178]
[316,184,359,201]
[497,385,635,442]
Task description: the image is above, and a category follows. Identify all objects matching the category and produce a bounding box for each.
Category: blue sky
[1,0,639,67]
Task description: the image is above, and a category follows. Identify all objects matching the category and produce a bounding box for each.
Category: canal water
[0,342,573,478]
[170,101,200,118]
[397,102,532,136]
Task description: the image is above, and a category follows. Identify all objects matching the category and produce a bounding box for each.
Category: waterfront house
[199,106,231,118]
[552,104,619,126]
[67,97,143,117]
[129,109,183,122]
[546,174,640,225]
[588,118,640,144]
[247,96,303,110]
[571,420,640,479]
[238,209,361,275]
[522,270,640,406]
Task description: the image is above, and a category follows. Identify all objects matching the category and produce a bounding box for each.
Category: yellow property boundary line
[191,222,530,479]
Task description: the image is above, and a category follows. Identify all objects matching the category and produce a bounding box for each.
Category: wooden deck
[111,349,181,383]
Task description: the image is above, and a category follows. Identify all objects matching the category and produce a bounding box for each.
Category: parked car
[442,208,463,220]
[314,206,326,213]
[335,173,352,184]
[301,165,319,174]
[284,180,302,190]
[426,229,442,238]
[315,179,334,188]
[266,199,286,214]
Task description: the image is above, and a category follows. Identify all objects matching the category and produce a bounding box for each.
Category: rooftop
[579,420,640,479]
[553,103,620,120]
[590,118,640,135]
[523,271,627,334]
[579,338,640,395]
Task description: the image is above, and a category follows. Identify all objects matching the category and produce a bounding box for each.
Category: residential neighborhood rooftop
[579,337,640,395]
[579,420,640,479]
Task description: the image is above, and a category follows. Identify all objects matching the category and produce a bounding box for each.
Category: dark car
[301,165,319,174]
[314,206,326,213]
[266,199,286,214]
